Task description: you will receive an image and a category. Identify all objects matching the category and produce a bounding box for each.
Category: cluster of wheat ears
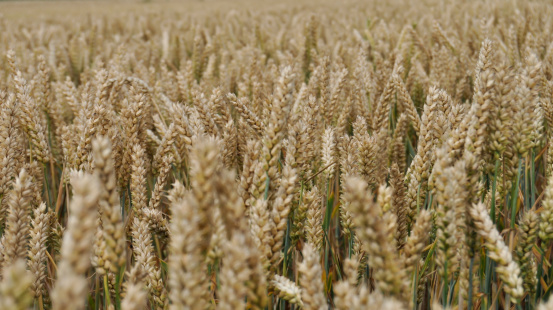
[3,0,553,309]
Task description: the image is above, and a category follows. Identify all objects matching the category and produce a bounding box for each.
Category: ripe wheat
[1,0,553,309]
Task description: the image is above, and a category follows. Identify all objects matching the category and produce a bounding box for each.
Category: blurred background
[0,0,354,20]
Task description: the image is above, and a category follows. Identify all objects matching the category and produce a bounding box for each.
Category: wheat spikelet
[391,163,408,249]
[305,187,323,252]
[120,264,148,310]
[272,275,303,306]
[321,126,336,178]
[403,209,431,277]
[390,114,408,172]
[298,243,326,310]
[228,94,263,136]
[344,176,406,298]
[188,137,220,249]
[470,202,523,301]
[120,89,148,186]
[356,134,379,188]
[258,66,295,198]
[249,198,272,273]
[91,136,126,275]
[1,168,33,269]
[168,195,209,310]
[131,217,168,310]
[516,210,539,295]
[121,284,147,310]
[0,94,24,226]
[372,73,396,132]
[218,230,264,310]
[12,66,51,164]
[130,144,148,214]
[51,172,101,310]
[406,86,446,220]
[143,154,173,236]
[0,259,33,310]
[269,164,298,271]
[27,202,50,299]
[393,74,421,135]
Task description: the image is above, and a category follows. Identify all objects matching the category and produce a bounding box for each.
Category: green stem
[323,179,333,277]
[467,256,475,310]
[426,193,433,211]
[536,251,544,304]
[323,230,342,280]
[484,159,500,307]
[524,155,529,211]
[115,266,124,310]
[442,260,448,306]
[406,134,416,167]
[510,158,523,229]
[348,232,353,258]
[412,263,419,309]
[322,179,333,231]
[530,149,536,208]
[447,279,456,305]
[282,218,291,275]
[483,259,494,308]
[104,274,111,308]
[491,159,500,223]
[95,274,100,310]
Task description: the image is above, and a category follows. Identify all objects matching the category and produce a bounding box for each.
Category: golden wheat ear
[51,172,101,310]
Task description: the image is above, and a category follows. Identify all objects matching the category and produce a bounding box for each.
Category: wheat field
[1,0,553,309]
